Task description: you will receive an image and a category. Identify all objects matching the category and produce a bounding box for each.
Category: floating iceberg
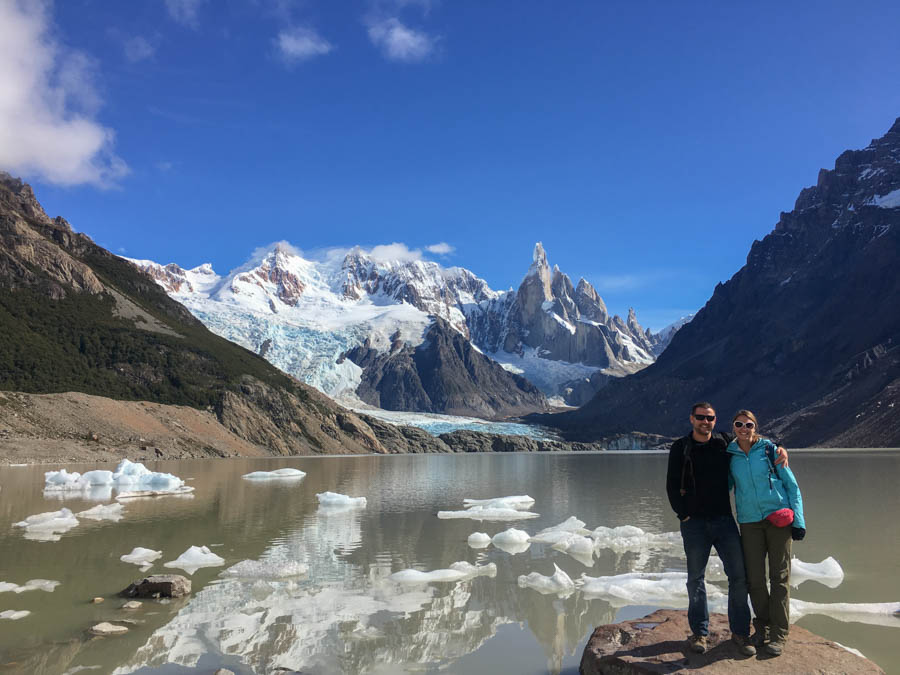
[390,561,496,584]
[164,546,225,575]
[590,525,681,553]
[242,468,306,480]
[791,556,844,588]
[120,547,163,571]
[77,503,125,522]
[577,571,716,606]
[0,579,60,594]
[43,460,185,498]
[220,559,309,579]
[790,599,900,628]
[116,486,194,500]
[438,495,539,521]
[518,564,576,598]
[532,516,590,538]
[467,532,491,548]
[316,492,367,511]
[463,495,535,510]
[491,528,532,554]
[13,508,79,541]
[0,610,30,620]
[550,533,594,565]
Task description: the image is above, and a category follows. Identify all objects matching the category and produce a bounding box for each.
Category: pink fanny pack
[766,508,794,528]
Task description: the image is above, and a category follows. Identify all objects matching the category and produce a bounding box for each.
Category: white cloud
[0,1,128,187]
[155,161,174,172]
[164,0,206,28]
[367,17,435,62]
[275,26,333,63]
[367,242,424,262]
[426,242,454,255]
[124,36,156,63]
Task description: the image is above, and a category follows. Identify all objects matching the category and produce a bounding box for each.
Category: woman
[727,410,805,657]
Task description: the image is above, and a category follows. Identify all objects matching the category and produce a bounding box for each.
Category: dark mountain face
[546,118,900,447]
[343,317,549,418]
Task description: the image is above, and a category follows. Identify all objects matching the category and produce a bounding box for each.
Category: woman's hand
[791,527,806,541]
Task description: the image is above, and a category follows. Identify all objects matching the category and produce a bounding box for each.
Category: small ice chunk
[0,579,60,594]
[42,460,185,497]
[120,547,163,571]
[77,503,125,522]
[550,533,595,565]
[390,561,495,584]
[13,508,79,541]
[518,564,576,598]
[463,495,535,510]
[591,525,681,553]
[163,545,225,575]
[220,559,309,579]
[536,516,590,535]
[467,532,492,548]
[833,642,867,659]
[791,556,845,588]
[44,469,114,491]
[316,491,367,511]
[438,506,539,521]
[115,486,194,500]
[242,468,306,480]
[491,528,532,554]
[0,610,30,620]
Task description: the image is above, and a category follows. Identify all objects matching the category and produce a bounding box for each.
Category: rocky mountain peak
[574,278,608,323]
[234,245,306,307]
[0,172,52,225]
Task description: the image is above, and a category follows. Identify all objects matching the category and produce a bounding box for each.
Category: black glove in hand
[791,527,806,541]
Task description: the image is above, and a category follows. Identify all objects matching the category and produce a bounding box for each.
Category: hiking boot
[765,639,785,656]
[731,633,757,656]
[689,634,708,653]
[752,619,769,645]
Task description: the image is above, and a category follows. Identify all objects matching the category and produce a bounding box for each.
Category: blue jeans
[680,514,751,637]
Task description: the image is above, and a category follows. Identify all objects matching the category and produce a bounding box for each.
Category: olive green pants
[739,520,792,642]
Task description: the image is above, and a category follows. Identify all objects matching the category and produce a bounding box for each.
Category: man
[665,402,788,656]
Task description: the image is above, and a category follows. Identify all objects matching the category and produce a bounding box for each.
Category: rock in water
[580,609,884,674]
[90,622,128,636]
[119,575,191,599]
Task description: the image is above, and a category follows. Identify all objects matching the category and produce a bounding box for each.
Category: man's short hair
[691,401,715,415]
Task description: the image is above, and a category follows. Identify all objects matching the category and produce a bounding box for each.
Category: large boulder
[580,609,884,674]
[120,575,191,599]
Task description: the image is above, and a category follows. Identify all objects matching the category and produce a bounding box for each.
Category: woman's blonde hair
[733,409,761,443]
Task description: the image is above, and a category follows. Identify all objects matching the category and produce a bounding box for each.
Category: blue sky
[2,1,899,330]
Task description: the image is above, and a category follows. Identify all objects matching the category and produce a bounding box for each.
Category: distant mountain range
[130,242,677,417]
[544,117,900,447]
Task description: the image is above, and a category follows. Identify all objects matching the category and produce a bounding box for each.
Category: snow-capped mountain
[127,242,675,412]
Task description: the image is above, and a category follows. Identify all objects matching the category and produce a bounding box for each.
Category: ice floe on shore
[242,468,306,481]
[317,492,367,512]
[390,561,496,584]
[13,508,79,541]
[220,559,309,579]
[517,564,575,598]
[164,546,225,575]
[0,579,60,594]
[438,495,539,521]
[77,503,125,522]
[120,548,163,571]
[0,610,30,620]
[792,556,844,588]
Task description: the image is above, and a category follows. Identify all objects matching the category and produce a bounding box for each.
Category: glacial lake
[1,451,898,674]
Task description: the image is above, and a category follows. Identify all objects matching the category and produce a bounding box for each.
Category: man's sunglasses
[692,414,716,422]
[733,421,755,429]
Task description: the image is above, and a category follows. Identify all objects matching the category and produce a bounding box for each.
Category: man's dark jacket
[666,432,735,521]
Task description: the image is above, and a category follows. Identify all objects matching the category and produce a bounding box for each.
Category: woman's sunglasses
[733,421,755,429]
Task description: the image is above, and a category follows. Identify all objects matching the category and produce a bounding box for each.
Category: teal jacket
[727,438,805,529]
